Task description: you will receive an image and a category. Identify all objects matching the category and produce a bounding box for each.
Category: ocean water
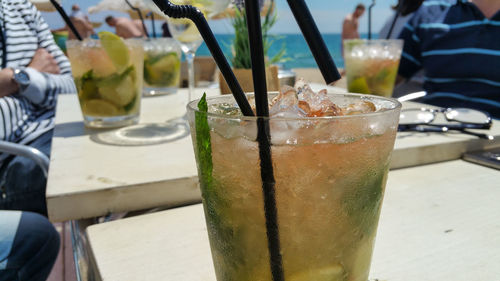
[194,33,372,69]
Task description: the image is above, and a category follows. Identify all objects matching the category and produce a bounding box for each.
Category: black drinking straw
[368,0,376,40]
[50,0,82,41]
[244,0,284,280]
[151,0,254,117]
[286,0,341,84]
[125,0,150,38]
[147,12,157,38]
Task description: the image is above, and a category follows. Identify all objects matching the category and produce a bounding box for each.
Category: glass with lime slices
[344,39,403,97]
[67,32,144,128]
[143,38,182,96]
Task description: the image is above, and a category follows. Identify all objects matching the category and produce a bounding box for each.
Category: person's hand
[28,48,60,74]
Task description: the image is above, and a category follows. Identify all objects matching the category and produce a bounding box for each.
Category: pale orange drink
[344,39,403,97]
[187,82,401,281]
[67,32,144,128]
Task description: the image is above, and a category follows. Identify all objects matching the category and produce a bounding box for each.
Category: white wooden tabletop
[46,88,500,222]
[85,160,500,281]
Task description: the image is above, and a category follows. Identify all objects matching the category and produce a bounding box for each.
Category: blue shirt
[398,0,500,118]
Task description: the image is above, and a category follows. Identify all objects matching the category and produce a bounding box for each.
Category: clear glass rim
[66,38,143,48]
[343,39,404,44]
[187,92,402,122]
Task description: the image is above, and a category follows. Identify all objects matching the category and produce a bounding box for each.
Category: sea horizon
[189,33,376,69]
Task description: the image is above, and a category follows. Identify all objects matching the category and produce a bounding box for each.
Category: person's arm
[20,0,76,108]
[396,14,424,83]
[0,68,19,97]
[341,18,349,40]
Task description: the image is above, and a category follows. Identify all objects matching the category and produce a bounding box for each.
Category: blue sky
[42,0,397,34]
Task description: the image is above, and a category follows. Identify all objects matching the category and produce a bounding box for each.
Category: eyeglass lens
[444,108,490,124]
[399,109,434,125]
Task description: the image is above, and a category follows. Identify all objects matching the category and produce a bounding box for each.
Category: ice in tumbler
[187,81,401,281]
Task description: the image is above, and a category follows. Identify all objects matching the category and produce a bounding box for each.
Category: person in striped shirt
[0,1,76,279]
[0,0,76,213]
[397,0,500,118]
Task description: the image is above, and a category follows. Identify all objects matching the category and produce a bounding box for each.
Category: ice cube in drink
[344,39,403,97]
[66,32,143,128]
[187,82,401,281]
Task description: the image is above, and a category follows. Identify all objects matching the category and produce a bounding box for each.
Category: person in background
[69,4,94,39]
[0,211,60,281]
[379,0,425,39]
[0,0,76,278]
[52,3,94,40]
[397,0,500,118]
[69,4,88,21]
[379,0,425,97]
[0,0,76,214]
[105,15,148,39]
[341,4,366,43]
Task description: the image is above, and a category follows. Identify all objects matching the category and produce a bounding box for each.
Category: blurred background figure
[379,0,424,39]
[1,0,76,278]
[69,4,88,21]
[397,0,500,118]
[52,3,94,40]
[105,15,148,38]
[342,4,365,42]
[0,211,60,281]
[380,0,425,97]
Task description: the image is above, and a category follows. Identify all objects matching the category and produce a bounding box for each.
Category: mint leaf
[342,165,388,236]
[194,94,247,277]
[195,93,213,191]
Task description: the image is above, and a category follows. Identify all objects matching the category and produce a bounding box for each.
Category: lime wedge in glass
[348,77,370,94]
[83,99,121,117]
[98,31,130,73]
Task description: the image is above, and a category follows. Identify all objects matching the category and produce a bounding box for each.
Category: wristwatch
[12,68,30,92]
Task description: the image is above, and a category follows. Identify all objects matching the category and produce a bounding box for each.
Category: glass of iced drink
[344,39,403,97]
[187,81,401,281]
[143,38,182,96]
[66,32,144,128]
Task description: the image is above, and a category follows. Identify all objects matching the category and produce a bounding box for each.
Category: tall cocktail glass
[344,39,403,97]
[187,92,401,281]
[67,34,143,128]
[143,37,182,96]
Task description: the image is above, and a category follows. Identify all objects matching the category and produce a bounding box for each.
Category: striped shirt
[398,0,500,118]
[0,0,75,162]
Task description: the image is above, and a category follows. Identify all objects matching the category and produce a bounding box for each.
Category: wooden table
[85,160,500,281]
[46,88,500,222]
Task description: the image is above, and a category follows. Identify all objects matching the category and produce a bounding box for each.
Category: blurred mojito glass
[143,38,182,96]
[67,32,143,128]
[187,82,401,281]
[344,39,403,97]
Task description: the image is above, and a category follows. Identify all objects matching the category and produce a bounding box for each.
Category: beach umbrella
[29,0,60,12]
[88,0,165,19]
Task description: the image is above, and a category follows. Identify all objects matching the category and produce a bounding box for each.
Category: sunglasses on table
[398,107,494,140]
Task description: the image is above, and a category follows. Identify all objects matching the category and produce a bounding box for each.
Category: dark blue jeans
[0,130,53,216]
[0,211,60,281]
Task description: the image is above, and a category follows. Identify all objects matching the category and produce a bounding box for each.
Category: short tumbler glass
[67,39,144,128]
[142,38,182,97]
[344,39,403,97]
[187,93,401,281]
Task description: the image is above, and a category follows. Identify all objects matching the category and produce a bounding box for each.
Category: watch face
[14,69,30,87]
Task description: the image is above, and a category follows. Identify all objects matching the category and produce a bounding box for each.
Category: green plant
[230,2,286,69]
